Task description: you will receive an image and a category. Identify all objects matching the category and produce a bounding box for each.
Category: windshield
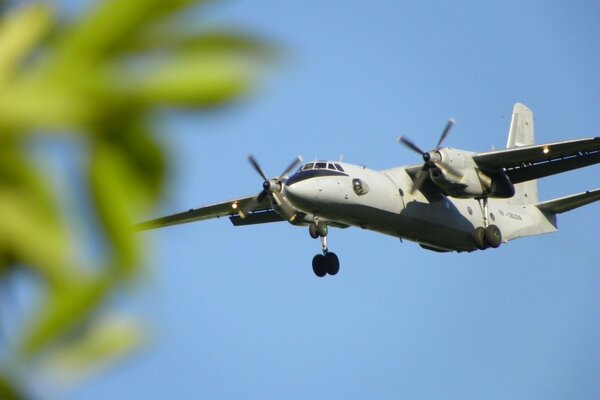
[299,161,344,172]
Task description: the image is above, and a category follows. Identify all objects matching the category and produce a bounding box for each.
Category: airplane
[138,103,600,277]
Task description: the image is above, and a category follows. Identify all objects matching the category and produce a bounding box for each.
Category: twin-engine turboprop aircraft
[139,103,600,277]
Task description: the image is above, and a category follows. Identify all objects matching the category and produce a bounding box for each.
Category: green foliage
[0,1,272,397]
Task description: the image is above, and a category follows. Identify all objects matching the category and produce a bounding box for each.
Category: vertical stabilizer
[506,103,539,204]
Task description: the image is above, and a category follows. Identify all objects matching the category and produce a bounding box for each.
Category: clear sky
[72,1,600,399]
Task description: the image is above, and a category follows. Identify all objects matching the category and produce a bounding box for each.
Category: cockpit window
[299,162,345,172]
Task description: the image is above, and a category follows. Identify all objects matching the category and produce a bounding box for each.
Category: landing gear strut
[309,219,340,277]
[473,198,502,250]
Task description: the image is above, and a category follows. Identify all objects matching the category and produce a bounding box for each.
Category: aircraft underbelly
[319,197,553,252]
[317,201,477,251]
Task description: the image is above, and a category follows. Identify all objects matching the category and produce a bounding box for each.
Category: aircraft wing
[536,188,600,214]
[473,137,600,183]
[136,194,282,230]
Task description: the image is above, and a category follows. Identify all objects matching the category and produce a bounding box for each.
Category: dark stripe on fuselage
[286,169,348,186]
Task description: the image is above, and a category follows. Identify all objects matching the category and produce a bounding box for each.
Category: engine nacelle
[430,149,515,198]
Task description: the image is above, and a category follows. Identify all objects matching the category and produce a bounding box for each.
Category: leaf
[0,374,26,400]
[126,53,257,107]
[125,29,279,59]
[51,0,203,71]
[99,119,167,202]
[0,4,53,87]
[0,80,98,134]
[0,147,77,287]
[19,276,111,358]
[0,0,275,395]
[42,315,145,385]
[88,139,150,278]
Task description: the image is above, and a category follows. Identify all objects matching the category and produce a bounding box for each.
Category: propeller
[239,154,303,217]
[399,119,462,194]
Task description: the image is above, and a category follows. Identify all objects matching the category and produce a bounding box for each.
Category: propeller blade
[435,119,455,150]
[410,166,429,194]
[399,135,426,156]
[248,154,268,181]
[257,189,269,201]
[239,190,268,219]
[279,155,303,179]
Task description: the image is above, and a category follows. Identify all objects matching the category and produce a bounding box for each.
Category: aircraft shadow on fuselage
[400,197,475,251]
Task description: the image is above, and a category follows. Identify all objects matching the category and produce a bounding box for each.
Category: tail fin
[506,103,539,205]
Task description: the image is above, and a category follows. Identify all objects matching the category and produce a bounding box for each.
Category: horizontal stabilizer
[536,189,600,214]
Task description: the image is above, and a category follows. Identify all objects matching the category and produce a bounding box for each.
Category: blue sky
[72,1,600,399]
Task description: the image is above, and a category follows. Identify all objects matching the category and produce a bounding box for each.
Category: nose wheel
[312,252,340,277]
[309,220,340,277]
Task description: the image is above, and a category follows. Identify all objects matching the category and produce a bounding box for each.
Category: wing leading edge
[136,195,281,230]
[473,137,600,183]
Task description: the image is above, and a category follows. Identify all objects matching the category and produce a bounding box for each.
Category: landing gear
[484,224,502,248]
[312,252,340,277]
[473,226,487,250]
[308,221,327,239]
[308,219,340,277]
[473,225,502,250]
[473,197,502,250]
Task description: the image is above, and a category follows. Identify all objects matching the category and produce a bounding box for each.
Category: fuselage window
[334,163,344,172]
[315,162,327,169]
[352,178,369,196]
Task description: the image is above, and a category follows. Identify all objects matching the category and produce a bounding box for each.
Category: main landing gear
[473,197,502,250]
[309,219,340,277]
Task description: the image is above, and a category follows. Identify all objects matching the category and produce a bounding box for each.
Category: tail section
[506,103,539,205]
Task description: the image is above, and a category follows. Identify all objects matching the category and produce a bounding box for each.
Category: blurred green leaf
[126,29,278,58]
[0,80,99,133]
[43,315,144,384]
[0,146,76,287]
[0,4,53,87]
[0,374,25,400]
[127,53,256,107]
[0,0,276,395]
[101,119,167,201]
[88,137,150,278]
[19,277,110,358]
[51,0,203,71]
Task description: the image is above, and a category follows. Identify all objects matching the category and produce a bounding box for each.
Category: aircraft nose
[284,179,314,207]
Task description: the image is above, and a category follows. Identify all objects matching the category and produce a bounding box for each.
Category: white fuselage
[283,162,556,252]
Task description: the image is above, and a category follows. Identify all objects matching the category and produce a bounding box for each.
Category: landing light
[542,147,550,154]
[231,202,238,209]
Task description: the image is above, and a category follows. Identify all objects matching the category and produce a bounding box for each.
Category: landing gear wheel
[309,222,328,239]
[324,252,340,276]
[317,223,328,237]
[309,223,319,239]
[473,227,488,250]
[311,252,340,277]
[484,225,502,248]
[312,254,327,277]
